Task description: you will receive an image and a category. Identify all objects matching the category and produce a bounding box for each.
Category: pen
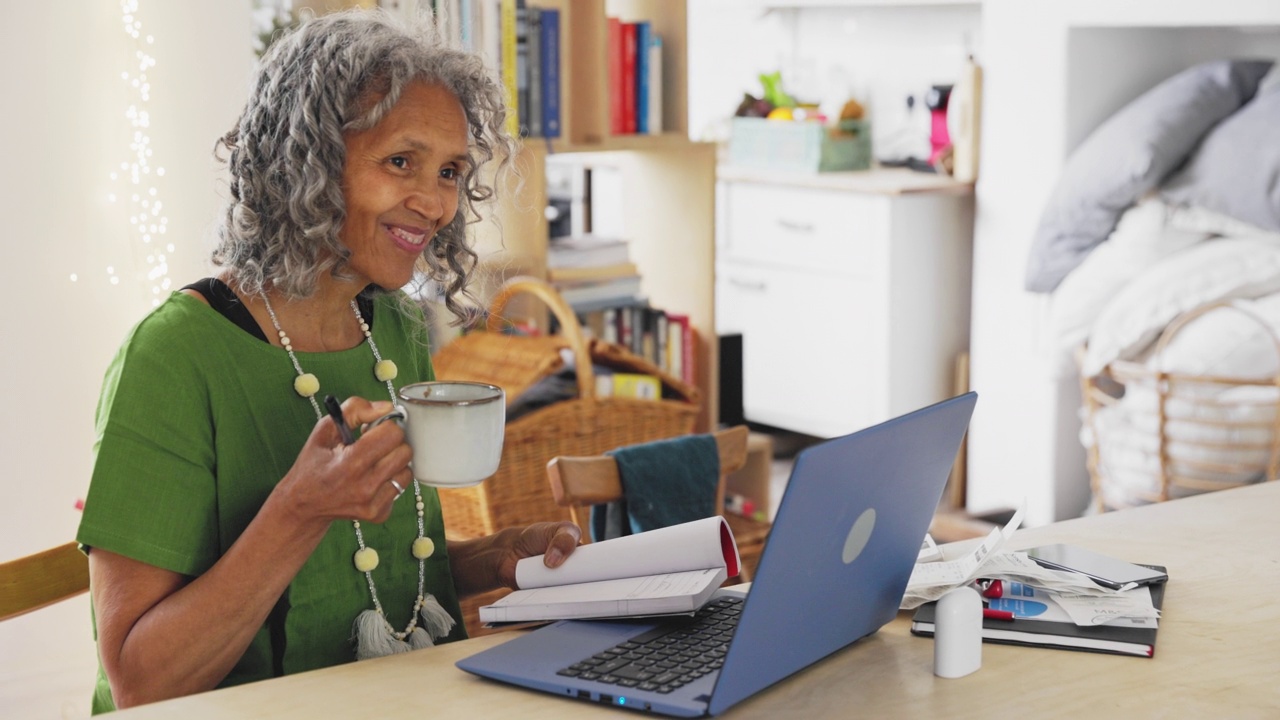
[983,608,1015,621]
[323,395,356,446]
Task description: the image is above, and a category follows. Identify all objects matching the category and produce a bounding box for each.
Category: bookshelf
[467,0,719,431]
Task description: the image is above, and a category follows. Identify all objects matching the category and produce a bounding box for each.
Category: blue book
[540,7,561,138]
[633,21,650,134]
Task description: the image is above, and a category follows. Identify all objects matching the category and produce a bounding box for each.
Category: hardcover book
[539,6,560,138]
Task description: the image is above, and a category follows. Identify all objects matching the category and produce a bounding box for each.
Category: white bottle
[949,54,983,183]
[934,585,983,678]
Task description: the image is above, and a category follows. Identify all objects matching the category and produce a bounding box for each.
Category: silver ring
[389,479,405,497]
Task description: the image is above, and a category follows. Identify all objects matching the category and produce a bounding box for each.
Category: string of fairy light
[75,0,173,305]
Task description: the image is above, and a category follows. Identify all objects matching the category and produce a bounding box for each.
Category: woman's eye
[389,156,409,169]
[440,167,459,181]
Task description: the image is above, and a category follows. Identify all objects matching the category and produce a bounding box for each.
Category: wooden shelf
[466,0,719,431]
[717,164,975,196]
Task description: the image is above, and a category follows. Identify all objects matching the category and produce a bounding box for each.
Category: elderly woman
[75,9,579,712]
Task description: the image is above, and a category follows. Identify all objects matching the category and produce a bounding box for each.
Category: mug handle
[366,406,407,431]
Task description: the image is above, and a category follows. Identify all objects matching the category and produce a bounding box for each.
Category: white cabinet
[715,167,974,438]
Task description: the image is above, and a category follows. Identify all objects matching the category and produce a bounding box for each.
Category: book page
[515,516,737,589]
[480,567,728,623]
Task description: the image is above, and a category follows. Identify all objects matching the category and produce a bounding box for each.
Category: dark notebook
[911,566,1167,658]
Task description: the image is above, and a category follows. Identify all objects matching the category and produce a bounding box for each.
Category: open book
[478,516,741,625]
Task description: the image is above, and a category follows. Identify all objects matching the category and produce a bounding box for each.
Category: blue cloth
[589,434,720,541]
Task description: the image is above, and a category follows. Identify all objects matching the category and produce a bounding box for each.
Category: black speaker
[719,333,744,426]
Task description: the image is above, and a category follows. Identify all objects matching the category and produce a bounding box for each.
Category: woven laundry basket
[1081,300,1280,511]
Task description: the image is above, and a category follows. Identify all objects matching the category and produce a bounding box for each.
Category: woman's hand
[275,396,413,530]
[448,521,582,597]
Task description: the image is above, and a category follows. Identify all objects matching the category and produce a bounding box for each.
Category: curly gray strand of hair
[212,8,517,327]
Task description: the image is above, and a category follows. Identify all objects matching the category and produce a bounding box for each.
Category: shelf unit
[468,0,719,430]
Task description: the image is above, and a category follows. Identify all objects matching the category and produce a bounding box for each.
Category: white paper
[901,503,1026,608]
[985,581,1159,628]
[1052,586,1161,627]
[514,516,736,589]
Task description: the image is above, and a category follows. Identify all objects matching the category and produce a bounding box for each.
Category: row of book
[608,17,664,136]
[591,304,695,390]
[432,0,562,138]
[430,2,663,139]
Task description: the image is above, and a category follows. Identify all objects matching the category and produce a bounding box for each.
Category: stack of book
[547,235,643,310]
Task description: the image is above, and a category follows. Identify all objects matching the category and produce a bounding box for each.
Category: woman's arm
[447,522,581,597]
[92,398,411,709]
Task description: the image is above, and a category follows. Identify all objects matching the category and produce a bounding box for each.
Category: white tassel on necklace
[352,594,455,659]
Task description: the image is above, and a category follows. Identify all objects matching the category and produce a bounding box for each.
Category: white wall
[688,1,981,155]
[0,2,253,717]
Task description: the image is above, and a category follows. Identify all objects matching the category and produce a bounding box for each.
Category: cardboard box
[726,432,773,519]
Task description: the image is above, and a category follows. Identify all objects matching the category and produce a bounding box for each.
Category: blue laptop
[457,392,978,717]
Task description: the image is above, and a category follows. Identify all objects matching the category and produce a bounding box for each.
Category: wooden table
[113,482,1280,718]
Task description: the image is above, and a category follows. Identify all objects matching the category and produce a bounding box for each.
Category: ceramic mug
[369,381,506,488]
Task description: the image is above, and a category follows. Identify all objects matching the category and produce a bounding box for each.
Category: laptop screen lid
[706,392,977,714]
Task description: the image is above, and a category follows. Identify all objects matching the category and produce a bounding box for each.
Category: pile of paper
[902,507,1160,627]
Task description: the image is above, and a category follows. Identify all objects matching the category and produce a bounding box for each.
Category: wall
[0,2,253,717]
[688,1,982,157]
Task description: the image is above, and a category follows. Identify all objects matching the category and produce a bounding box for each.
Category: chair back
[547,426,751,536]
[545,424,770,588]
[0,542,90,622]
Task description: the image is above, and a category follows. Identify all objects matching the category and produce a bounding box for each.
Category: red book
[607,17,624,135]
[666,313,694,386]
[620,22,638,134]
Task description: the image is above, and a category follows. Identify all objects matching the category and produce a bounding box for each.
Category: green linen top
[76,290,467,714]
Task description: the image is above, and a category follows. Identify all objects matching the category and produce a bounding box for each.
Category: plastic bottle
[949,54,983,183]
[934,585,983,678]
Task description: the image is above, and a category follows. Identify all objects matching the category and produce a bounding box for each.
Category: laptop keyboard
[555,596,743,694]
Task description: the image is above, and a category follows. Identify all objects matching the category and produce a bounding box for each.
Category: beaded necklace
[260,292,454,659]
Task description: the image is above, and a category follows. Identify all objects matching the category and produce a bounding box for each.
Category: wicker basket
[1081,300,1280,511]
[431,276,702,540]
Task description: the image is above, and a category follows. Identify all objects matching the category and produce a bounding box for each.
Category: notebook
[457,392,978,717]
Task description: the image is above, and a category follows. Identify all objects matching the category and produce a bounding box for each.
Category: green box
[728,117,871,173]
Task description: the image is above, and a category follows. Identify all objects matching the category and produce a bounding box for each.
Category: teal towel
[589,434,720,541]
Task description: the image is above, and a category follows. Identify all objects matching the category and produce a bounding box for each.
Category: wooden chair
[0,542,91,622]
[545,425,772,582]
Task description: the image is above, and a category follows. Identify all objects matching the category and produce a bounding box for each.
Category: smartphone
[1025,544,1167,589]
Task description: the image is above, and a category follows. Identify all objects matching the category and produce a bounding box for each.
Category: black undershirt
[181,277,375,343]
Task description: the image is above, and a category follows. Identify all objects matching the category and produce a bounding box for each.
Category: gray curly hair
[213,8,515,324]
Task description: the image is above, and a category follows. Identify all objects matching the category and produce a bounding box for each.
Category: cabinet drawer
[716,263,886,437]
[718,182,887,276]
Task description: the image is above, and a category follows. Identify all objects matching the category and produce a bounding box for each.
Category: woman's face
[339,80,469,291]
